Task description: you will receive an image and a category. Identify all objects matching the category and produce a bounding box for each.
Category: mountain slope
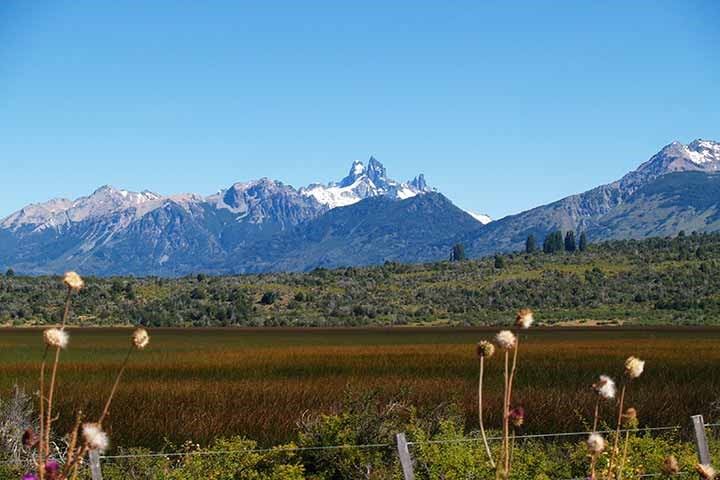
[464,139,720,256]
[592,171,720,240]
[232,192,483,273]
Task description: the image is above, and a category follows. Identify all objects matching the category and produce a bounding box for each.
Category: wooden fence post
[691,415,711,466]
[88,449,103,480]
[395,432,415,480]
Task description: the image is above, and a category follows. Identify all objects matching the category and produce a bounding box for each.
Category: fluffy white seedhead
[82,423,109,452]
[696,464,717,480]
[593,375,617,400]
[495,330,517,350]
[132,328,150,349]
[63,271,84,290]
[625,356,645,379]
[587,433,605,454]
[476,340,495,358]
[43,328,69,349]
[515,308,534,329]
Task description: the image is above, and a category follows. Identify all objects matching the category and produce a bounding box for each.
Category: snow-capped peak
[1,185,164,231]
[687,139,720,165]
[351,160,365,175]
[300,156,433,209]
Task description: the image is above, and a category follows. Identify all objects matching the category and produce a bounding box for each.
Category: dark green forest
[3,232,720,327]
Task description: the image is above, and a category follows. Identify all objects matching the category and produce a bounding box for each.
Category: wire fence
[2,419,715,479]
[92,424,686,462]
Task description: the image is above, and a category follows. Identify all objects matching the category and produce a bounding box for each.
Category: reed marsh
[2,327,719,450]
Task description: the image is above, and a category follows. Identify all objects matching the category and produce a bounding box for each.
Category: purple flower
[22,473,38,480]
[45,459,60,471]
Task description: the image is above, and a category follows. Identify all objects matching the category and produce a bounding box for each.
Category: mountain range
[1,139,719,276]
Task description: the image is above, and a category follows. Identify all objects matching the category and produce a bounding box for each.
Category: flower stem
[496,350,510,480]
[617,430,631,480]
[478,356,495,468]
[38,346,48,480]
[44,287,73,469]
[592,398,600,432]
[505,336,520,476]
[589,453,598,480]
[99,345,133,426]
[607,383,627,478]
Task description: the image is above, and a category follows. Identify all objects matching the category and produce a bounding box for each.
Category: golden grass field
[1,327,719,450]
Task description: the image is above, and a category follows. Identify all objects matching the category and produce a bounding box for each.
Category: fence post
[691,415,711,466]
[88,449,103,480]
[395,432,415,480]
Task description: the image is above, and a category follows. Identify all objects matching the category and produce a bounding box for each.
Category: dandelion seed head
[132,328,150,349]
[625,356,645,379]
[63,271,84,290]
[43,328,69,349]
[82,423,109,452]
[476,340,495,358]
[515,308,534,329]
[587,433,605,454]
[495,330,516,350]
[592,375,617,400]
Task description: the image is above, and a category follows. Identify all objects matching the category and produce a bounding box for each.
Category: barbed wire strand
[99,442,392,460]
[406,425,681,446]
[95,424,683,460]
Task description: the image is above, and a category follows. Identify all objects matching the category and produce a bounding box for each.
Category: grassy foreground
[2,327,719,449]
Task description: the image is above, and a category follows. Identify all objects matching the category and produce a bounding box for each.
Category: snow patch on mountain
[466,211,492,224]
[686,139,720,165]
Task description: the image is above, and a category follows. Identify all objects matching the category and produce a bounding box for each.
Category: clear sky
[1,1,719,220]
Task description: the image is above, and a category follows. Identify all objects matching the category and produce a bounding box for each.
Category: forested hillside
[3,232,720,327]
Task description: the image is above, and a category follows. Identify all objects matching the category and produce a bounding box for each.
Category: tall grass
[1,327,719,449]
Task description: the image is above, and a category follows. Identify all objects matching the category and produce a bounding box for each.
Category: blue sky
[1,1,719,219]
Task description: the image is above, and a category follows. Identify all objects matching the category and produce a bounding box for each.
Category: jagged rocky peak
[409,173,428,191]
[366,156,388,185]
[300,156,434,208]
[338,160,366,187]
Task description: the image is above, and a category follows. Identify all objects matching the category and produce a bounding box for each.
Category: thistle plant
[495,307,533,479]
[607,356,645,479]
[60,327,149,478]
[38,272,81,480]
[587,432,606,480]
[475,340,495,467]
[591,374,616,432]
[26,272,151,480]
[494,329,516,480]
[616,407,638,480]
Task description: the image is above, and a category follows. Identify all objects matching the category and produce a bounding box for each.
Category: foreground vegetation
[2,388,718,479]
[3,233,720,327]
